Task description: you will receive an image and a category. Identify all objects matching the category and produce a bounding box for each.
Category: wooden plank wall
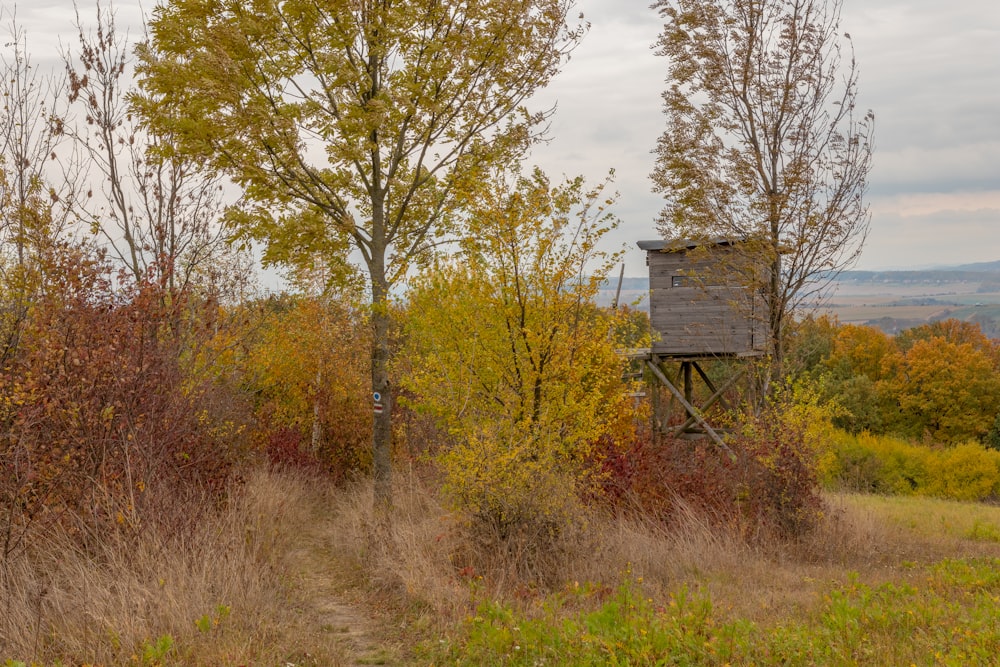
[647,247,768,356]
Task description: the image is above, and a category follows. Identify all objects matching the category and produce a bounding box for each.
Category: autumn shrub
[0,248,249,563]
[601,432,732,519]
[826,430,929,494]
[262,425,324,472]
[922,443,1000,501]
[602,390,827,540]
[604,433,822,540]
[439,429,592,584]
[825,430,1000,502]
[734,414,826,536]
[231,293,371,481]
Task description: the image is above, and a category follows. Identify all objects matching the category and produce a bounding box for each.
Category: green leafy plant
[134,634,174,666]
[194,604,231,635]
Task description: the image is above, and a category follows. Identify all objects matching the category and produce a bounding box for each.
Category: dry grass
[0,468,353,666]
[324,465,471,621]
[326,474,802,619]
[8,463,1000,665]
[832,492,1000,541]
[323,473,1000,642]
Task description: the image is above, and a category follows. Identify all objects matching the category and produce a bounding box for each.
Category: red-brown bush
[262,425,324,472]
[598,413,824,540]
[0,248,249,561]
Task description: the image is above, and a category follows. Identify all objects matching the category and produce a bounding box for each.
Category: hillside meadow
[5,260,1000,665]
[5,238,1000,665]
[7,446,1000,665]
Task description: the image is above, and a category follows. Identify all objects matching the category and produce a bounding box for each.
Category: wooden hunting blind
[639,238,768,357]
[632,238,771,447]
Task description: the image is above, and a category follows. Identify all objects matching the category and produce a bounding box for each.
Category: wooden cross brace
[644,359,736,459]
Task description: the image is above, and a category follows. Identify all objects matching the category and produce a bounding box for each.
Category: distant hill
[836,268,1000,284]
[953,260,1000,272]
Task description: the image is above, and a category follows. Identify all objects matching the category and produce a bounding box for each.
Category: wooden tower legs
[644,359,736,457]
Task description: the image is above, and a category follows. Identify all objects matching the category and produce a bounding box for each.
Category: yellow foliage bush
[921,442,1000,502]
[401,168,641,548]
[438,429,584,540]
[828,430,929,494]
[827,430,1000,502]
[777,380,841,486]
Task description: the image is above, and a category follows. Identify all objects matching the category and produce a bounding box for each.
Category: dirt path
[284,511,402,666]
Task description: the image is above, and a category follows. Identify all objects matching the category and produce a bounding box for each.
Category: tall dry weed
[325,471,967,630]
[325,469,786,622]
[0,468,336,666]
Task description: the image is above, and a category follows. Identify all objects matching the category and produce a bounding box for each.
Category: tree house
[634,238,771,448]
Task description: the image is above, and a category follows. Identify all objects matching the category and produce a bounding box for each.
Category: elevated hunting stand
[632,238,770,448]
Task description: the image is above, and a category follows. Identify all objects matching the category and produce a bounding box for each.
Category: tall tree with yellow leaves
[403,167,637,537]
[135,0,584,505]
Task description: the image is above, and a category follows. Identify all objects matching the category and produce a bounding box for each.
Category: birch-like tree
[652,0,874,378]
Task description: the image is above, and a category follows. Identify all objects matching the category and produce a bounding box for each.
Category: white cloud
[863,199,1000,269]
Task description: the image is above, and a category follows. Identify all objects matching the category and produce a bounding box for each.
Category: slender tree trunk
[768,199,785,385]
[370,262,393,509]
[311,369,323,454]
[768,254,784,378]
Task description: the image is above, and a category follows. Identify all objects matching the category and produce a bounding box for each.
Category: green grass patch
[426,559,1000,665]
[835,491,1000,542]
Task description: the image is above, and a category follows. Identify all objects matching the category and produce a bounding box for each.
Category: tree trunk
[311,369,322,455]
[371,272,393,509]
[768,253,784,380]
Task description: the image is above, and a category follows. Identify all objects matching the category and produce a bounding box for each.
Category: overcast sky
[9,0,1000,275]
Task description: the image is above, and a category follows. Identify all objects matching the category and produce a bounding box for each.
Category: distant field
[820,281,1000,333]
[829,303,952,323]
[827,280,984,298]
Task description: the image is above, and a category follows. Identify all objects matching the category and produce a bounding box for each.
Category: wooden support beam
[683,361,693,409]
[674,366,745,434]
[645,360,735,458]
[657,361,684,425]
[692,362,734,412]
